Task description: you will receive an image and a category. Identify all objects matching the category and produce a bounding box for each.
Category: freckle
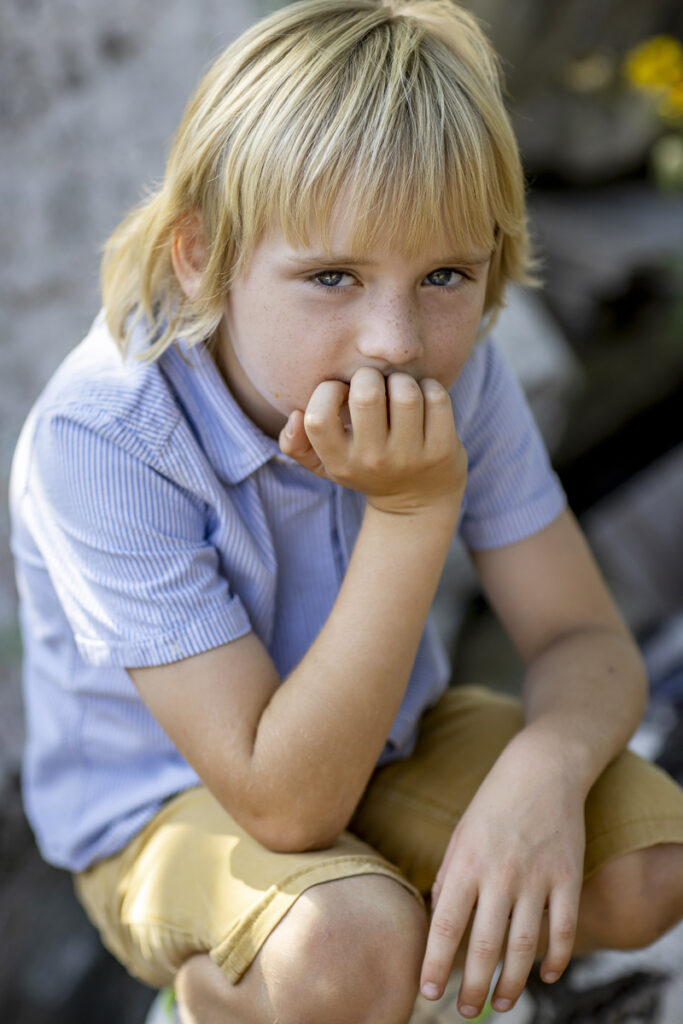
[274,393,279,398]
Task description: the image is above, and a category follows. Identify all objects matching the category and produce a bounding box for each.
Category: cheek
[428,308,480,383]
[242,314,336,410]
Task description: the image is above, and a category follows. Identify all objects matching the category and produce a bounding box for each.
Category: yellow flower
[624,35,683,92]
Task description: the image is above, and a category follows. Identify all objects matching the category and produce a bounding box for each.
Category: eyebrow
[284,251,493,268]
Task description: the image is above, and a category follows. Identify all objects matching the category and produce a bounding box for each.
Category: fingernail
[493,997,513,1012]
[422,378,442,397]
[458,1006,480,1019]
[284,417,294,438]
[421,982,440,1000]
[543,971,559,984]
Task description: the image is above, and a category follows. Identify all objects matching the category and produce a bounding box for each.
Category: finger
[385,372,424,454]
[457,896,510,1019]
[431,836,458,912]
[347,367,388,453]
[421,881,477,1001]
[541,884,580,984]
[279,410,326,476]
[420,377,456,449]
[303,380,350,465]
[279,410,308,453]
[491,895,544,1013]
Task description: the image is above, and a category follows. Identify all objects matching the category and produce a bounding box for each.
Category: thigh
[74,785,422,988]
[350,685,683,894]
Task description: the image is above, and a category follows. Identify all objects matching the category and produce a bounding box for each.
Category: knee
[583,845,683,950]
[265,875,427,1024]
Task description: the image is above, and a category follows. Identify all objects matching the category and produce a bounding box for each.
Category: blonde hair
[102,0,536,360]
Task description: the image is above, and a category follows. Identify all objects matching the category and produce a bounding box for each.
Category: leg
[485,841,683,1010]
[350,689,683,1015]
[441,842,683,1014]
[175,874,428,1024]
[575,842,683,951]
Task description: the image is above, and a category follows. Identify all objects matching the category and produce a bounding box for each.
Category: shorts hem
[210,856,423,984]
[584,817,683,879]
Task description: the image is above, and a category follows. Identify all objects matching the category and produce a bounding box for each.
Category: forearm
[247,501,458,848]
[518,624,648,796]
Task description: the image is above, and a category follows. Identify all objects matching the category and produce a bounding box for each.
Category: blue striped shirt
[10,311,566,871]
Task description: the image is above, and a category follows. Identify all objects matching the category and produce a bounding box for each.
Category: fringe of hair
[101,0,538,362]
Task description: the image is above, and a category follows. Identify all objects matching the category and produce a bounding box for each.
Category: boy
[10,1,683,1021]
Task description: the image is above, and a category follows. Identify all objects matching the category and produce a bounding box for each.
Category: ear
[171,213,208,300]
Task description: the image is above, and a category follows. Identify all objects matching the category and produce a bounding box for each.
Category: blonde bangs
[102,0,534,360]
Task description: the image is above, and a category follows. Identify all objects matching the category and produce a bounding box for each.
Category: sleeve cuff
[463,487,567,552]
[74,598,253,667]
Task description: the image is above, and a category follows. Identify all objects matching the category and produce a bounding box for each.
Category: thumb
[279,410,327,477]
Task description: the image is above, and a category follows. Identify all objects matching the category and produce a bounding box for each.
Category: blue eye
[425,268,464,287]
[313,271,353,288]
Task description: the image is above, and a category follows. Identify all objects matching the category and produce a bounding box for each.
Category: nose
[355,295,423,368]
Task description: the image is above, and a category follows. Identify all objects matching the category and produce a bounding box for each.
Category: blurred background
[1,1,683,1021]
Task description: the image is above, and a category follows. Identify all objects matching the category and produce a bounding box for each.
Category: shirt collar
[160,337,284,484]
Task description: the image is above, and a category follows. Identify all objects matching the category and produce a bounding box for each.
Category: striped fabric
[9,312,566,871]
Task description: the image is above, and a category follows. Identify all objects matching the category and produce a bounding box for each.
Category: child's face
[216,213,493,438]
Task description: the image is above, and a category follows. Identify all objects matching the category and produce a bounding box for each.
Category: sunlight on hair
[101,0,537,362]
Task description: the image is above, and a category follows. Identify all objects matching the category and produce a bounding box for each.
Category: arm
[420,509,647,1014]
[476,507,647,790]
[129,368,466,851]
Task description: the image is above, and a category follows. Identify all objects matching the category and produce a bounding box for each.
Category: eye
[311,270,356,289]
[424,268,466,287]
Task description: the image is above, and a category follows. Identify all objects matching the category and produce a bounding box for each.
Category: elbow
[242,810,344,854]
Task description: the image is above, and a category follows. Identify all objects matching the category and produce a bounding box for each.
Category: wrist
[505,720,602,799]
[365,489,463,530]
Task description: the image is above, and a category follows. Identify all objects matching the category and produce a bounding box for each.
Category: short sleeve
[22,410,251,667]
[454,337,567,551]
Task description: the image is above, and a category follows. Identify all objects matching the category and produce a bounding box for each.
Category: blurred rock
[495,285,581,453]
[582,443,683,634]
[466,0,683,182]
[529,183,683,344]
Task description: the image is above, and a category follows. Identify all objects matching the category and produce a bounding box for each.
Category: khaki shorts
[74,686,683,988]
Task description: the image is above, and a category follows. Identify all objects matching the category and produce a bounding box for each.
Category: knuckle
[554,918,577,943]
[364,451,388,474]
[431,916,460,942]
[303,411,325,433]
[470,938,499,962]
[508,933,537,957]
